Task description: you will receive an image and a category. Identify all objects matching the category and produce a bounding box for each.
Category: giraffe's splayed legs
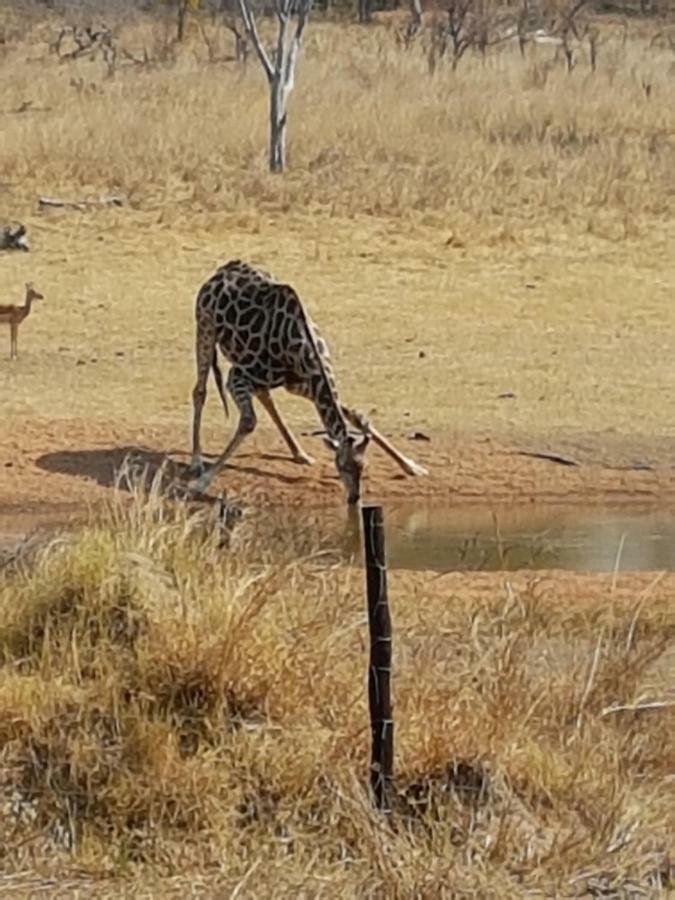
[340,406,429,477]
[256,389,315,465]
[191,368,257,496]
[189,329,231,479]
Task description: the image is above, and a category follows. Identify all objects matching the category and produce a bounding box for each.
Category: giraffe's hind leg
[341,405,429,477]
[188,318,216,477]
[257,389,315,465]
[191,368,257,495]
[212,349,229,419]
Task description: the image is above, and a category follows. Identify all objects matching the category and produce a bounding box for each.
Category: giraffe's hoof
[404,460,429,477]
[186,458,206,479]
[191,474,213,496]
[292,452,315,466]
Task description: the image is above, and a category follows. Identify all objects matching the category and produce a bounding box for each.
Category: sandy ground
[1,417,675,534]
[1,210,675,529]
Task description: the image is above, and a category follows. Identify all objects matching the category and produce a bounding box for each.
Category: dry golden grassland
[0,484,673,894]
[0,6,675,447]
[2,8,675,229]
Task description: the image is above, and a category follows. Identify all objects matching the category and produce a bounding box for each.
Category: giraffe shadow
[35,446,194,496]
[36,446,319,495]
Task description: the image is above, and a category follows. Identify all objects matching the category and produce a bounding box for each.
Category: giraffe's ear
[323,436,339,452]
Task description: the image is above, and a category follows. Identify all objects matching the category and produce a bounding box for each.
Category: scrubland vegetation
[1,1,674,242]
[0,484,672,893]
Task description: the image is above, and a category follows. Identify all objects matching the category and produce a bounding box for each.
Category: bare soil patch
[2,417,675,526]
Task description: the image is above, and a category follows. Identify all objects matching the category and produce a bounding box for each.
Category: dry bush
[0,12,673,240]
[0,482,672,891]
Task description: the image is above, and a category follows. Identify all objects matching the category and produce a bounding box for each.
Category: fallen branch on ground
[514,450,579,467]
[38,195,125,211]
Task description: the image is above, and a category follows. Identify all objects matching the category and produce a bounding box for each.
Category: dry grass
[1,9,674,235]
[0,482,673,892]
[1,9,675,445]
[1,16,675,889]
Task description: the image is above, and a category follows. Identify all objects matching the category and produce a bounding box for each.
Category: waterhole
[377,504,675,573]
[2,503,675,574]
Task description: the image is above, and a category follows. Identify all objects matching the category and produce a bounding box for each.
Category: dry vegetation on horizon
[1,4,674,243]
[0,484,673,893]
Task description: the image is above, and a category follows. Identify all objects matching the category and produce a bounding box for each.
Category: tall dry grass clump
[1,9,674,241]
[0,481,673,892]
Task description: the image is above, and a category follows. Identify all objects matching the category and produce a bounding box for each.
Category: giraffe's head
[324,433,370,505]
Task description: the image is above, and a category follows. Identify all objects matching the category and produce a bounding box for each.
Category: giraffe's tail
[211,349,229,419]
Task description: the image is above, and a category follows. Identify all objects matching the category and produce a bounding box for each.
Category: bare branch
[274,0,289,24]
[284,0,311,87]
[237,0,274,82]
[275,7,289,77]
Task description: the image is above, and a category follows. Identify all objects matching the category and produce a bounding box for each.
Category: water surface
[3,503,675,574]
[379,503,675,573]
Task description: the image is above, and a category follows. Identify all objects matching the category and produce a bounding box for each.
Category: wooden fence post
[361,504,394,815]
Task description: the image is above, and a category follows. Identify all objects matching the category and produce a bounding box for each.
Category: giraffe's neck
[312,379,349,445]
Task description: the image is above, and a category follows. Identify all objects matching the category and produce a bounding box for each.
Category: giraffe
[188,260,428,505]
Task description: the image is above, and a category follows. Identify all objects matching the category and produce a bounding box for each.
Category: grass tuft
[0,486,672,891]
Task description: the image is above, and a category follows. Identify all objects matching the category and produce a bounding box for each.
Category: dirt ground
[1,211,675,524]
[2,417,675,531]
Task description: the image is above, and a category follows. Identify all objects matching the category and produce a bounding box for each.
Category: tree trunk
[177,0,187,41]
[409,0,422,27]
[269,82,287,173]
[358,0,372,24]
[237,0,309,175]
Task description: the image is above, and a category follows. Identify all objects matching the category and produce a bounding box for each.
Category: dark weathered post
[361,504,394,815]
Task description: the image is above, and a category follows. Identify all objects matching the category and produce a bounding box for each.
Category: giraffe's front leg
[341,405,429,477]
[257,389,315,465]
[191,368,257,496]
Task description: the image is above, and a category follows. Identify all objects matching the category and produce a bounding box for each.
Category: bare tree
[161,0,200,43]
[357,0,372,24]
[174,0,187,40]
[237,0,311,173]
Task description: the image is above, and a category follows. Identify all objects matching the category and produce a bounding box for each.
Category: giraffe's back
[196,260,331,389]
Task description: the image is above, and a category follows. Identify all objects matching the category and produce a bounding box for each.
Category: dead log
[38,195,125,211]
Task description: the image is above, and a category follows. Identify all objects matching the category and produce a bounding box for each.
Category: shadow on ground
[36,446,188,491]
[34,445,360,559]
[35,445,318,496]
